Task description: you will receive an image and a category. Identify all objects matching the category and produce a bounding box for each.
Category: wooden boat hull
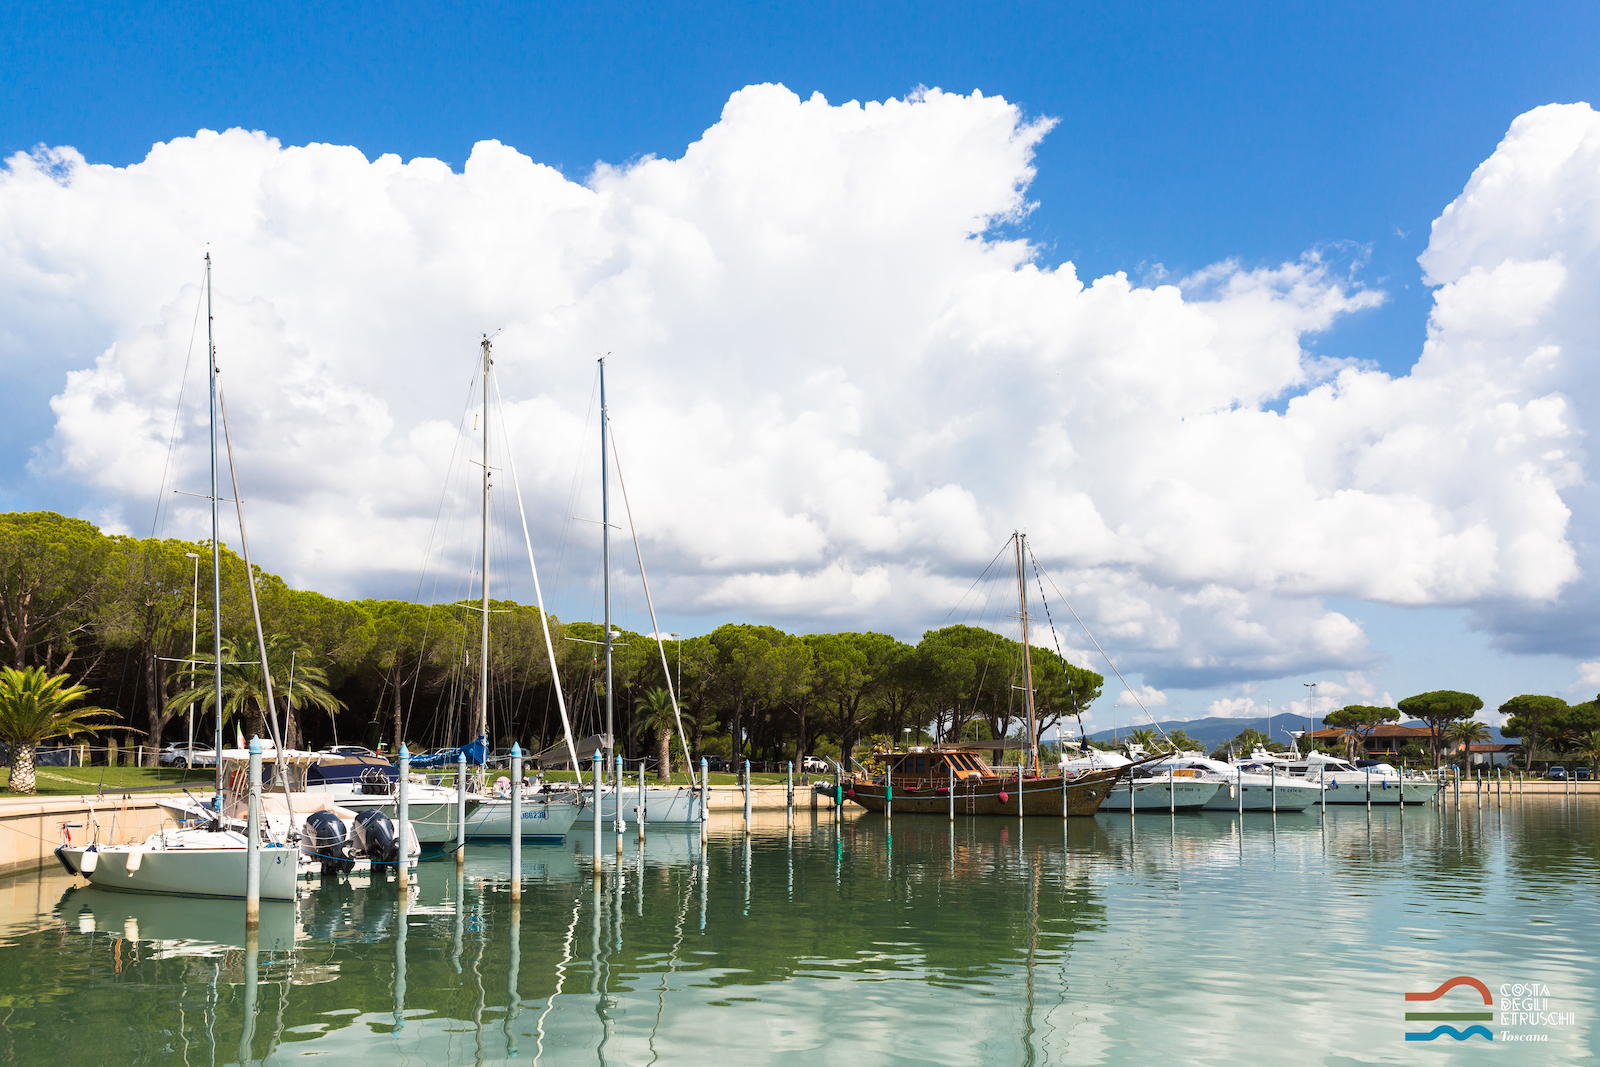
[842,767,1126,817]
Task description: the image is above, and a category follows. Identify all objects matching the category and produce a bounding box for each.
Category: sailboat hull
[462,794,583,840]
[57,842,300,901]
[598,786,705,826]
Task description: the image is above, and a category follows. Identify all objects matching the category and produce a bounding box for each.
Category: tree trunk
[657,724,671,782]
[392,667,403,755]
[8,742,36,794]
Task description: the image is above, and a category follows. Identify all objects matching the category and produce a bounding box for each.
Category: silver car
[158,743,217,768]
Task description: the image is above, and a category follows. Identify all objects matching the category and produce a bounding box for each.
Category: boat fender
[905,785,917,792]
[935,787,950,795]
[125,847,143,874]
[844,789,855,800]
[54,845,78,877]
[80,846,98,874]
[353,807,399,864]
[997,791,1010,804]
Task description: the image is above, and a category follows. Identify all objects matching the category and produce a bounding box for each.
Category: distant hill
[1080,715,1505,747]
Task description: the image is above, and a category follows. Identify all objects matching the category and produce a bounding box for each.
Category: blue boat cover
[407,736,487,769]
[307,755,397,786]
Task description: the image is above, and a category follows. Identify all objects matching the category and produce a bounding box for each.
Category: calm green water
[1,798,1595,1065]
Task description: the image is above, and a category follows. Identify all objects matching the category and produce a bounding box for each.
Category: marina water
[1,799,1594,1064]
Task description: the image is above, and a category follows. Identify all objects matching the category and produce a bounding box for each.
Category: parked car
[1576,766,1593,781]
[702,757,731,773]
[801,756,831,773]
[1548,765,1569,781]
[158,743,217,769]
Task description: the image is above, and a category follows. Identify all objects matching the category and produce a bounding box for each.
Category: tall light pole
[1303,682,1317,756]
[185,551,201,772]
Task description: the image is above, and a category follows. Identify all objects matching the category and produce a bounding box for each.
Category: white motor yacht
[1062,748,1223,811]
[1150,754,1321,811]
[1261,750,1440,805]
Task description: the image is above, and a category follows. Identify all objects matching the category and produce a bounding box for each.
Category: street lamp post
[185,551,201,774]
[1302,682,1317,757]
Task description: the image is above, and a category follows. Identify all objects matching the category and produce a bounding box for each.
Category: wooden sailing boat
[840,532,1132,817]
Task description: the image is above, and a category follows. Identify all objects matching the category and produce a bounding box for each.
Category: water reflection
[0,804,1595,1064]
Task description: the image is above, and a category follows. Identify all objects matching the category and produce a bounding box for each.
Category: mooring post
[786,761,794,827]
[1017,764,1024,819]
[1169,763,1175,815]
[592,751,603,876]
[246,736,261,929]
[456,752,467,869]
[510,743,522,901]
[1365,765,1371,813]
[1239,765,1245,816]
[886,771,893,824]
[743,760,752,831]
[637,762,646,843]
[700,757,709,842]
[1271,765,1277,813]
[397,745,411,890]
[951,765,957,822]
[614,754,626,838]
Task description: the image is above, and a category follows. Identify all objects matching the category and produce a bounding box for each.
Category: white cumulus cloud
[2,87,1596,689]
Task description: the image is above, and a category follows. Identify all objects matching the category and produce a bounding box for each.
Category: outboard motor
[303,809,355,876]
[352,807,399,865]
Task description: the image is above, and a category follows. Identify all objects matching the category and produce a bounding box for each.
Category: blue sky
[4,1,1599,724]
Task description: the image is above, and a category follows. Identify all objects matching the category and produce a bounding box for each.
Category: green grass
[0,764,217,797]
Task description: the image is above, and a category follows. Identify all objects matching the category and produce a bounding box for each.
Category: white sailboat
[56,256,302,900]
[453,335,584,841]
[588,358,704,828]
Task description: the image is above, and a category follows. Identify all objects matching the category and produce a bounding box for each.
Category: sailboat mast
[599,358,614,780]
[1016,532,1038,775]
[479,338,492,752]
[206,254,224,798]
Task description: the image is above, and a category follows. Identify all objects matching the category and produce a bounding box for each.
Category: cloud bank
[2,87,1595,689]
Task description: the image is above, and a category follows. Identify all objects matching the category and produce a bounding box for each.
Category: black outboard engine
[303,809,355,876]
[352,807,399,866]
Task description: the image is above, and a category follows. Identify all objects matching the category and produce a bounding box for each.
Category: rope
[1031,552,1171,745]
[605,422,695,776]
[490,373,582,774]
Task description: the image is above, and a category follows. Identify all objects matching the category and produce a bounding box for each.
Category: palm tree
[631,687,677,782]
[1129,727,1171,754]
[165,634,343,749]
[1580,730,1600,778]
[1447,720,1492,769]
[0,666,118,794]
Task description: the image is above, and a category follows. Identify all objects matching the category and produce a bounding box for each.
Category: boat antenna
[489,371,583,774]
[599,356,614,782]
[206,253,225,801]
[1014,532,1039,775]
[479,336,493,766]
